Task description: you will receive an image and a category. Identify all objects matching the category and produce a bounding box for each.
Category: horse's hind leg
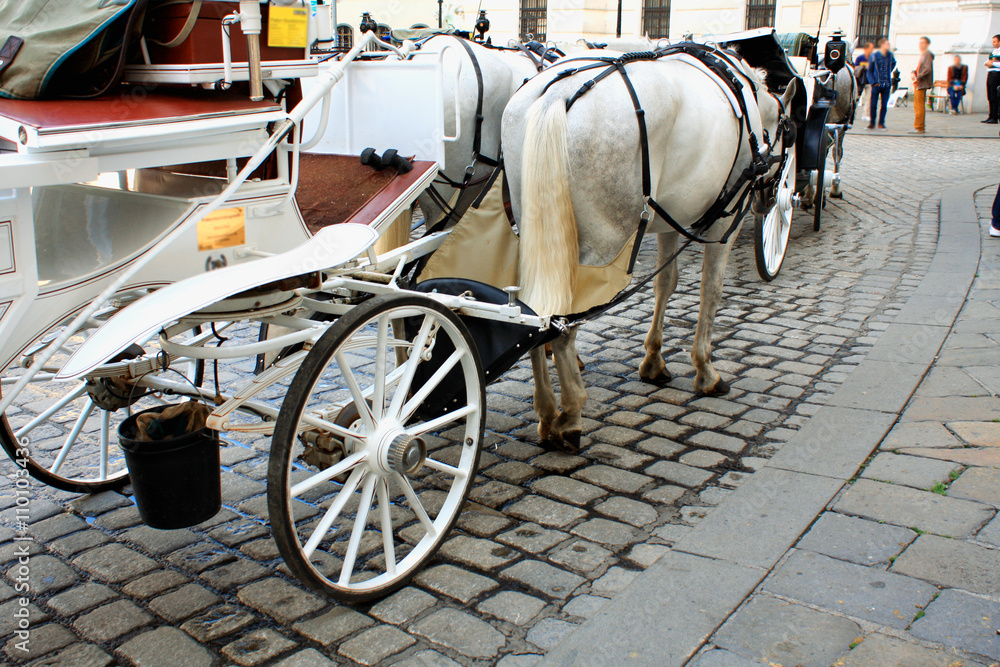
[829,129,845,198]
[640,232,680,386]
[530,346,559,444]
[548,327,587,453]
[692,237,737,396]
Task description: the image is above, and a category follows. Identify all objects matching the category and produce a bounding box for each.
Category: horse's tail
[518,95,578,317]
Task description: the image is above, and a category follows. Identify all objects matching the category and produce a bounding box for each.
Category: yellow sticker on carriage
[268,6,309,49]
[198,208,246,251]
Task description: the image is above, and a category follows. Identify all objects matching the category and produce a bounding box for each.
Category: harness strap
[516,42,544,72]
[455,38,486,165]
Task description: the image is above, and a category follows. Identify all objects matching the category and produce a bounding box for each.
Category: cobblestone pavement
[0,136,995,667]
[848,98,1000,138]
[689,183,1000,667]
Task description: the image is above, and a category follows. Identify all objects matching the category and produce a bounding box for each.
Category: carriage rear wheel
[754,149,796,281]
[0,300,203,493]
[268,293,485,602]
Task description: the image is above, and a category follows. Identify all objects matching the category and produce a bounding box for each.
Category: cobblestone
[46,582,116,616]
[411,608,506,659]
[477,590,546,625]
[116,627,215,667]
[74,600,152,643]
[222,628,296,666]
[0,133,973,665]
[339,625,416,665]
[501,560,586,599]
[415,564,498,603]
[236,578,326,624]
[369,587,436,625]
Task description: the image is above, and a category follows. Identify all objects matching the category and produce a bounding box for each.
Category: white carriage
[0,3,559,602]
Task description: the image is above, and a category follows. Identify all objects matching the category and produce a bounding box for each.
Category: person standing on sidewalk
[868,39,896,130]
[855,42,874,122]
[991,182,1000,237]
[982,34,1000,124]
[910,37,934,134]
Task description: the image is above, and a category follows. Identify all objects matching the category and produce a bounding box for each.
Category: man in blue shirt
[867,38,896,130]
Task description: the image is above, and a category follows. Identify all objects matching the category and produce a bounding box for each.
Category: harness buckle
[640,198,652,223]
[464,164,477,179]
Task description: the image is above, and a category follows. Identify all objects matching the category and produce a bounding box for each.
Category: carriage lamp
[475,11,491,42]
[825,29,847,74]
[387,434,427,476]
[360,12,378,34]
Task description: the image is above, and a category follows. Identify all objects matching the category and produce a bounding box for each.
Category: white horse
[414,36,538,229]
[502,50,795,450]
[826,63,858,199]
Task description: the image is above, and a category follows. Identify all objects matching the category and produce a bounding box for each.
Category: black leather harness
[542,42,790,257]
[539,43,793,322]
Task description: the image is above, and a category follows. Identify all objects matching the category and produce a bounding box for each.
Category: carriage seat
[295,153,436,233]
[0,88,284,151]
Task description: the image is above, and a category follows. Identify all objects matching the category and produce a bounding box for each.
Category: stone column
[954,0,1000,113]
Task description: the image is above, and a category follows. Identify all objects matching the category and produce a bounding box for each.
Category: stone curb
[541,180,996,666]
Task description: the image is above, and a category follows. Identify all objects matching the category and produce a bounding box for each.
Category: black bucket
[119,406,222,530]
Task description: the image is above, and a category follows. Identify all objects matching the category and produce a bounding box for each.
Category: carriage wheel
[813,130,829,232]
[0,302,203,493]
[269,293,485,602]
[754,149,796,281]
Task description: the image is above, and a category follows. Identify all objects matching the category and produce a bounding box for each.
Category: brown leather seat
[0,88,280,143]
[296,153,435,232]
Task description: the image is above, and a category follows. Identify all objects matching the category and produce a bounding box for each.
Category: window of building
[520,0,547,42]
[337,24,353,50]
[642,0,670,39]
[746,0,776,30]
[856,0,892,47]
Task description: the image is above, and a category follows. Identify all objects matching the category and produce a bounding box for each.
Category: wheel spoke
[387,315,433,420]
[339,474,376,586]
[302,466,364,558]
[297,413,364,446]
[99,410,110,480]
[398,349,466,424]
[408,404,477,437]
[376,478,396,577]
[424,457,464,478]
[372,315,389,421]
[14,383,88,438]
[334,351,375,432]
[394,472,436,537]
[291,451,366,498]
[50,400,97,475]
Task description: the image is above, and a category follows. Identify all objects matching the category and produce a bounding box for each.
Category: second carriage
[718,28,857,281]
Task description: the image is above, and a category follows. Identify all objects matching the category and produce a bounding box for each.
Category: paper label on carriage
[198,207,247,251]
[268,6,310,49]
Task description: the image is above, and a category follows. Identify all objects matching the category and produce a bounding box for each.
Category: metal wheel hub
[777,187,793,214]
[372,423,426,476]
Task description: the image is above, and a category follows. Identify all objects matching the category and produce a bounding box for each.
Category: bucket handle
[125,351,213,417]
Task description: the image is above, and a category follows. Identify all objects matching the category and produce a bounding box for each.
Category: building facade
[332,1,1000,112]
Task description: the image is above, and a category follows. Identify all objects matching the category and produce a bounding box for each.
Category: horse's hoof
[697,378,730,397]
[641,370,672,387]
[557,431,582,454]
[539,431,581,454]
[829,191,843,199]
